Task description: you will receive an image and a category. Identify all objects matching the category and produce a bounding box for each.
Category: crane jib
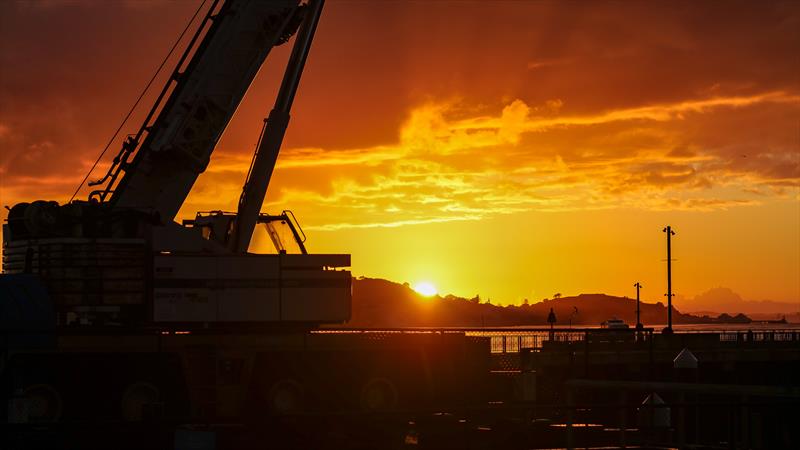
[108,0,305,223]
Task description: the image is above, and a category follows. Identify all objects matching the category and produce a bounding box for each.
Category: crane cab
[183,210,307,255]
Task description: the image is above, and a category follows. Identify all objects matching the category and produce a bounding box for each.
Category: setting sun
[412,281,438,297]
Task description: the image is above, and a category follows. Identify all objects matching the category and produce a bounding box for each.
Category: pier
[4,326,798,449]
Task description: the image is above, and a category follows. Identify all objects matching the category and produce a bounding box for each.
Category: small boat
[601,318,630,329]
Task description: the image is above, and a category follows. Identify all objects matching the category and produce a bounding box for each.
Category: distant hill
[675,287,799,315]
[748,312,799,324]
[346,278,746,328]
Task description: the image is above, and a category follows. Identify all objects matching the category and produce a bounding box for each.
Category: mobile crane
[1,0,490,436]
[3,0,350,327]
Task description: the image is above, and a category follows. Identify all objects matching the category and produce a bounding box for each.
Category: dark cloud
[1,0,798,221]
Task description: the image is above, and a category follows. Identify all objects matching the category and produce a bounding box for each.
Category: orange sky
[1,1,798,310]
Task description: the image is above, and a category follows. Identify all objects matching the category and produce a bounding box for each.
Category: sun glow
[413,281,438,297]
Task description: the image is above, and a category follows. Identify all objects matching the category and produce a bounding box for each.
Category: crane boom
[234,0,323,252]
[109,0,302,222]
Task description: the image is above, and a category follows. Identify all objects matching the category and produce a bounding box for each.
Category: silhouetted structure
[663,226,676,334]
[634,282,643,329]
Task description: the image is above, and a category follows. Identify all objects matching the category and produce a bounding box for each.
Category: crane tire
[265,378,304,415]
[120,382,160,421]
[23,383,63,422]
[359,377,398,412]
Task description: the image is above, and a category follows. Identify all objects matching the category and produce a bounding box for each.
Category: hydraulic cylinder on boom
[234,0,323,253]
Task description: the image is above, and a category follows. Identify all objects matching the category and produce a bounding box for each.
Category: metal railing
[466,327,800,354]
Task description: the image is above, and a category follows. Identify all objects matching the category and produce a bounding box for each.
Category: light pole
[634,282,642,329]
[663,226,676,334]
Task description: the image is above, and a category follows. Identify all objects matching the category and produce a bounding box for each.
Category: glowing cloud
[184,91,799,233]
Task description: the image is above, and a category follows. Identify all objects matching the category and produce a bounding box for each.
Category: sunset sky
[1,1,798,310]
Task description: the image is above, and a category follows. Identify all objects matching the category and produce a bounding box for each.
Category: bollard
[639,392,671,445]
[673,348,698,447]
[673,348,698,370]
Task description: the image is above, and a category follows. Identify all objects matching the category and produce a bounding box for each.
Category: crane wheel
[265,379,304,414]
[360,377,398,412]
[120,382,160,421]
[22,384,63,422]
